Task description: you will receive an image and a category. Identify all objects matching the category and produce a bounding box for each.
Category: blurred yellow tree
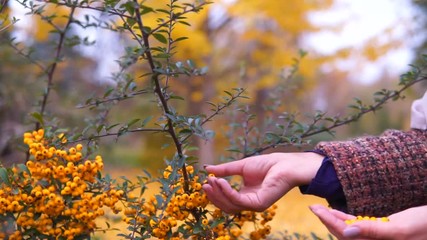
[2,0,422,168]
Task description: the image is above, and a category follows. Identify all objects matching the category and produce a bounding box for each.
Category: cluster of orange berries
[0,129,122,240]
[345,215,390,225]
[119,163,277,239]
[209,205,276,240]
[120,164,211,239]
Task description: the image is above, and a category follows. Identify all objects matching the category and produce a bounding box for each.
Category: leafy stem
[132,0,188,189]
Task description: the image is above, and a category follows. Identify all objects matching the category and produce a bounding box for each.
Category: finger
[344,221,397,239]
[205,160,246,177]
[310,205,347,238]
[215,178,249,213]
[329,209,356,221]
[202,181,229,211]
[202,177,231,211]
[202,177,241,213]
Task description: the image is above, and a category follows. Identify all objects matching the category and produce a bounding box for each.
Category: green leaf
[174,37,188,42]
[127,118,140,127]
[179,129,192,135]
[31,112,44,125]
[154,53,170,58]
[186,59,195,69]
[178,20,191,26]
[204,130,215,139]
[107,123,120,131]
[0,168,10,185]
[156,9,169,14]
[71,133,83,141]
[96,124,105,133]
[141,116,153,127]
[170,95,184,100]
[121,1,136,15]
[226,148,241,153]
[17,164,30,175]
[161,143,170,149]
[153,33,168,44]
[140,5,154,15]
[199,66,208,75]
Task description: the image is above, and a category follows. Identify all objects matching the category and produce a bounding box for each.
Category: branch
[0,0,8,14]
[0,22,11,32]
[117,13,145,50]
[134,1,194,197]
[76,89,151,109]
[71,128,167,143]
[44,0,132,19]
[201,88,246,126]
[244,73,427,157]
[36,6,76,130]
[7,42,47,72]
[148,2,210,36]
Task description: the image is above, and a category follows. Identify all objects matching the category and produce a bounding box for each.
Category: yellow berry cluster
[210,205,276,240]
[120,164,210,239]
[0,129,121,239]
[345,215,390,225]
[119,164,277,239]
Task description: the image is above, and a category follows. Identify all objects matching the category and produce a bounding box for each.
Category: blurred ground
[94,167,332,239]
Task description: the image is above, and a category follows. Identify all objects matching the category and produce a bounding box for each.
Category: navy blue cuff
[299,153,348,212]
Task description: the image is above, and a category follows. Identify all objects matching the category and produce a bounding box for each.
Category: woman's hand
[310,204,427,240]
[202,152,323,213]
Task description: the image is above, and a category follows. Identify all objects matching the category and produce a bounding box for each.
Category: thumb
[344,221,395,239]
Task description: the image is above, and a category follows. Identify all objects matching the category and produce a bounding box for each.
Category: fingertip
[343,226,361,238]
[206,176,217,185]
[202,183,212,192]
[309,204,328,215]
[309,204,322,211]
[204,164,214,172]
[216,178,231,190]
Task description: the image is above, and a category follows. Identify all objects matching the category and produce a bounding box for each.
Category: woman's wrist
[287,152,324,187]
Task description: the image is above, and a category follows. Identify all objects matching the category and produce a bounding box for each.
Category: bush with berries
[1,0,426,239]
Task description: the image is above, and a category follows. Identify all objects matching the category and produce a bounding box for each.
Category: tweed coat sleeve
[314,129,427,216]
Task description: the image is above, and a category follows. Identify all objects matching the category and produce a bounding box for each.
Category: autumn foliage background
[0,0,427,239]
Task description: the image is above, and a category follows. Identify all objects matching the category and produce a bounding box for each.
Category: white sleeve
[410,90,427,130]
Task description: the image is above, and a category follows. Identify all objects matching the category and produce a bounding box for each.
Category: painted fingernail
[308,206,318,214]
[309,205,320,211]
[343,226,361,238]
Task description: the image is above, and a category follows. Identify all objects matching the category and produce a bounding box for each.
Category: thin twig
[0,22,11,32]
[118,13,145,49]
[43,0,132,19]
[71,128,167,143]
[148,3,210,36]
[77,89,151,108]
[201,89,245,126]
[7,42,47,72]
[0,0,8,14]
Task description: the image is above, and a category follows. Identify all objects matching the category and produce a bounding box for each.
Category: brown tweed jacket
[315,129,427,216]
